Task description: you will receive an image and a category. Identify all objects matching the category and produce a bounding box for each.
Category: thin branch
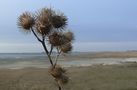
[49,45,53,56]
[42,35,45,42]
[41,41,54,66]
[31,27,53,66]
[58,85,62,90]
[41,35,54,66]
[31,28,42,42]
[54,47,61,67]
[41,35,49,54]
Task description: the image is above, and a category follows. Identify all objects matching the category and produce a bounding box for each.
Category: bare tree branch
[41,36,54,66]
[42,41,53,66]
[49,45,53,56]
[31,28,53,66]
[31,28,42,42]
[54,47,61,67]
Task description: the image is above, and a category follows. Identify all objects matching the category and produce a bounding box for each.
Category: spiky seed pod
[49,65,68,85]
[60,43,72,53]
[51,13,67,29]
[64,31,74,42]
[48,32,65,46]
[18,12,34,30]
[58,75,69,85]
[49,65,66,78]
[35,19,52,35]
[35,8,53,35]
[40,8,54,19]
[49,32,61,46]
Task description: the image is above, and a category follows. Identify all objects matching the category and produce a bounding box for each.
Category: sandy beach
[0,63,137,90]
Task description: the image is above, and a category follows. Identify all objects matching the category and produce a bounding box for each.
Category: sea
[0,53,137,69]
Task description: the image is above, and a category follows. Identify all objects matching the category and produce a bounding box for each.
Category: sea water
[0,53,137,69]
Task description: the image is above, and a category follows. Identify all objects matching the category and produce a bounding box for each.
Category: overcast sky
[0,0,137,53]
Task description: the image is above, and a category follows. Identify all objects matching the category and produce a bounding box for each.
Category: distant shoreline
[0,51,137,69]
[1,51,137,58]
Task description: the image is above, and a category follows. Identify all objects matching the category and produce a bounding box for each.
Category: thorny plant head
[64,31,74,42]
[18,7,74,90]
[49,65,69,85]
[51,12,67,29]
[18,12,35,31]
[35,8,53,36]
[60,43,72,53]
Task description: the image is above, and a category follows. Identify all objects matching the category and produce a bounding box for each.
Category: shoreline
[0,57,137,69]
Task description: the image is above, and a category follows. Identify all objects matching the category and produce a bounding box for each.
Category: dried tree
[17,7,74,90]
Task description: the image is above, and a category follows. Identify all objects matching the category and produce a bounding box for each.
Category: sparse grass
[0,64,137,90]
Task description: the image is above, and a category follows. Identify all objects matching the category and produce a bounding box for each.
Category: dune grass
[0,64,137,90]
